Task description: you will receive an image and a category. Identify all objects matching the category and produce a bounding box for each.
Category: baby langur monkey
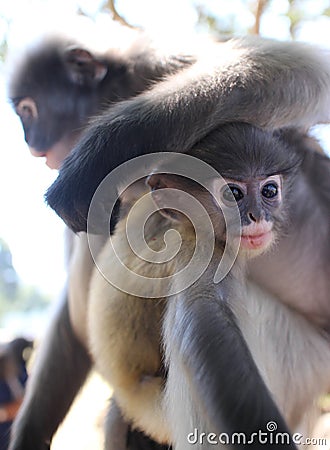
[88,123,301,449]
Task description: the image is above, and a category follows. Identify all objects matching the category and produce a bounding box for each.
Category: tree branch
[252,0,269,35]
[105,0,139,29]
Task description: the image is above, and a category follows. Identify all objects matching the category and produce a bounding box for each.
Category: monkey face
[12,94,83,169]
[214,174,283,257]
[9,42,109,169]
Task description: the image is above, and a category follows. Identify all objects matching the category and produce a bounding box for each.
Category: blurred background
[0,1,330,448]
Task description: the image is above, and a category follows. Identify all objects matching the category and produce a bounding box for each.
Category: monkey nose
[248,210,265,223]
[248,212,257,222]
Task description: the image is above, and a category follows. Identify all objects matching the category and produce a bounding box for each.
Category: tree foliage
[194,0,330,39]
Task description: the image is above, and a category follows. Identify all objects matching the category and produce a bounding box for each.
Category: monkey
[87,122,308,449]
[7,30,195,450]
[9,36,330,449]
[161,127,330,447]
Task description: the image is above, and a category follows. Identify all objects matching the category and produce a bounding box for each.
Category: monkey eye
[261,183,278,199]
[221,185,244,203]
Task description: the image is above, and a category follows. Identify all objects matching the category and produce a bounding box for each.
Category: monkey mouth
[240,231,273,251]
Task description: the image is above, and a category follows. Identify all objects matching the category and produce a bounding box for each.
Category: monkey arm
[9,294,91,450]
[46,37,330,232]
[163,277,297,449]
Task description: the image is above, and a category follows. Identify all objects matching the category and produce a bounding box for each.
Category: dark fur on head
[9,37,194,152]
[189,123,302,179]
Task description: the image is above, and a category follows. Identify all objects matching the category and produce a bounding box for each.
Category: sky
[0,0,330,301]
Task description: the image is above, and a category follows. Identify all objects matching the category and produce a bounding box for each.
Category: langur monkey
[8,29,194,450]
[88,123,317,449]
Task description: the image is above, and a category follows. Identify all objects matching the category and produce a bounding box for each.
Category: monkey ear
[63,47,108,86]
[147,173,188,222]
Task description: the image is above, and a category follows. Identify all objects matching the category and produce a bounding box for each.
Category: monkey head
[148,123,302,259]
[9,39,109,169]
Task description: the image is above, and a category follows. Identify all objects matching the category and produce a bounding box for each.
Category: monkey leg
[104,398,129,450]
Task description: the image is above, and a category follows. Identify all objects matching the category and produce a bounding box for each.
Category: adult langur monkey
[8,29,195,450]
[88,123,307,449]
[11,37,330,449]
